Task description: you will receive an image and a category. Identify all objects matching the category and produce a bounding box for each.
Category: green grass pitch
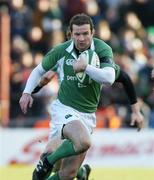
[0,165,154,180]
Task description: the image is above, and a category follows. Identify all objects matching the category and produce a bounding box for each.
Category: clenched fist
[73,55,88,73]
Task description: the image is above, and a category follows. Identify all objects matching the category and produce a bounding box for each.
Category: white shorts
[48,99,96,139]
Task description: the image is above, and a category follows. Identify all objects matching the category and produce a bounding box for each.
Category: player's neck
[74,46,90,57]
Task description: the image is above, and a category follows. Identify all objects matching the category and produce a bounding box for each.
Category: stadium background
[0,0,154,179]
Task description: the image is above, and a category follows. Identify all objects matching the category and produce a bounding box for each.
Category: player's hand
[73,55,88,73]
[130,111,144,131]
[19,93,33,114]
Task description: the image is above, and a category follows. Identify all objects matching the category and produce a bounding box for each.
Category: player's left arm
[73,56,115,85]
[116,69,144,131]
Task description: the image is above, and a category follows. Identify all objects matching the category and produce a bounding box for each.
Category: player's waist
[58,96,97,113]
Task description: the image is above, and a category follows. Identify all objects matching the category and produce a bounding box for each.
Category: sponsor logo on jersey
[67,75,77,81]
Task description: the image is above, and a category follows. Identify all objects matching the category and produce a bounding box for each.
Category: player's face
[71,24,94,52]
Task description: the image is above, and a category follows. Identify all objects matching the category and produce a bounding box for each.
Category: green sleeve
[94,38,113,59]
[41,49,58,71]
[94,39,120,77]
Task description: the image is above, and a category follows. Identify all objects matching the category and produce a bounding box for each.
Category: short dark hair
[69,13,94,32]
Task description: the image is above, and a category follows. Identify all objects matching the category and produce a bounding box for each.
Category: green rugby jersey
[42,38,119,113]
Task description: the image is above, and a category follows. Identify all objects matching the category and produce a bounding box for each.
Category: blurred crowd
[5,0,154,128]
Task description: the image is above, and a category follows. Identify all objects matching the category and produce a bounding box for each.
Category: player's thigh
[50,99,95,139]
[63,120,91,151]
[59,152,87,176]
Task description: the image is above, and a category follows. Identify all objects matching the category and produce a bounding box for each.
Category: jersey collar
[66,39,95,59]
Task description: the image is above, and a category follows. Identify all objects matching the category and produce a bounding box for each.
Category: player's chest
[62,53,78,75]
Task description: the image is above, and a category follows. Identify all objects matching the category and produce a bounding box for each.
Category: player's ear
[91,29,95,36]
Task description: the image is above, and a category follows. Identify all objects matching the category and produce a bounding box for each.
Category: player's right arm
[19,63,46,114]
[19,45,63,114]
[32,70,55,94]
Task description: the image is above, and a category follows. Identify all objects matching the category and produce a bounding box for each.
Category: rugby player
[19,13,144,180]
